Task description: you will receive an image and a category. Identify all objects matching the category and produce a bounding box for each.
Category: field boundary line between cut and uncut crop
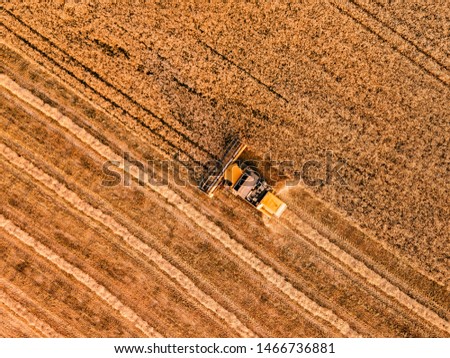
[281,210,450,335]
[0,284,62,338]
[0,214,161,338]
[0,75,360,337]
[331,1,449,87]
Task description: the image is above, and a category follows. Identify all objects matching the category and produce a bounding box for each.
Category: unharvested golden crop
[1,2,448,337]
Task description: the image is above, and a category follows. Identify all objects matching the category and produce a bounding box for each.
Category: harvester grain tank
[199,139,287,218]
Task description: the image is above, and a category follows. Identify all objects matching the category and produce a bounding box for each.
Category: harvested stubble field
[0,1,449,337]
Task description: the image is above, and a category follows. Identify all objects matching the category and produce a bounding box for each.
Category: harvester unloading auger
[199,139,287,218]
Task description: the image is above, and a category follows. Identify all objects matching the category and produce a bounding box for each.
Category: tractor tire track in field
[350,0,449,70]
[0,20,206,170]
[1,74,359,337]
[331,1,450,87]
[1,8,216,163]
[198,39,289,103]
[370,0,450,59]
[0,214,161,338]
[0,283,62,338]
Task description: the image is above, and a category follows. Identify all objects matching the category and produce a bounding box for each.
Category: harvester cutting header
[199,139,287,218]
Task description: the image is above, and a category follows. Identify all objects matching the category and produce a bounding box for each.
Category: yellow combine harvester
[199,139,287,218]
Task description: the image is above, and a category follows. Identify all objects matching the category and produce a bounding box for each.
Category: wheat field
[1,2,449,337]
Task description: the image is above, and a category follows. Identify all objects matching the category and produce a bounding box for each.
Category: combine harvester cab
[199,139,287,218]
